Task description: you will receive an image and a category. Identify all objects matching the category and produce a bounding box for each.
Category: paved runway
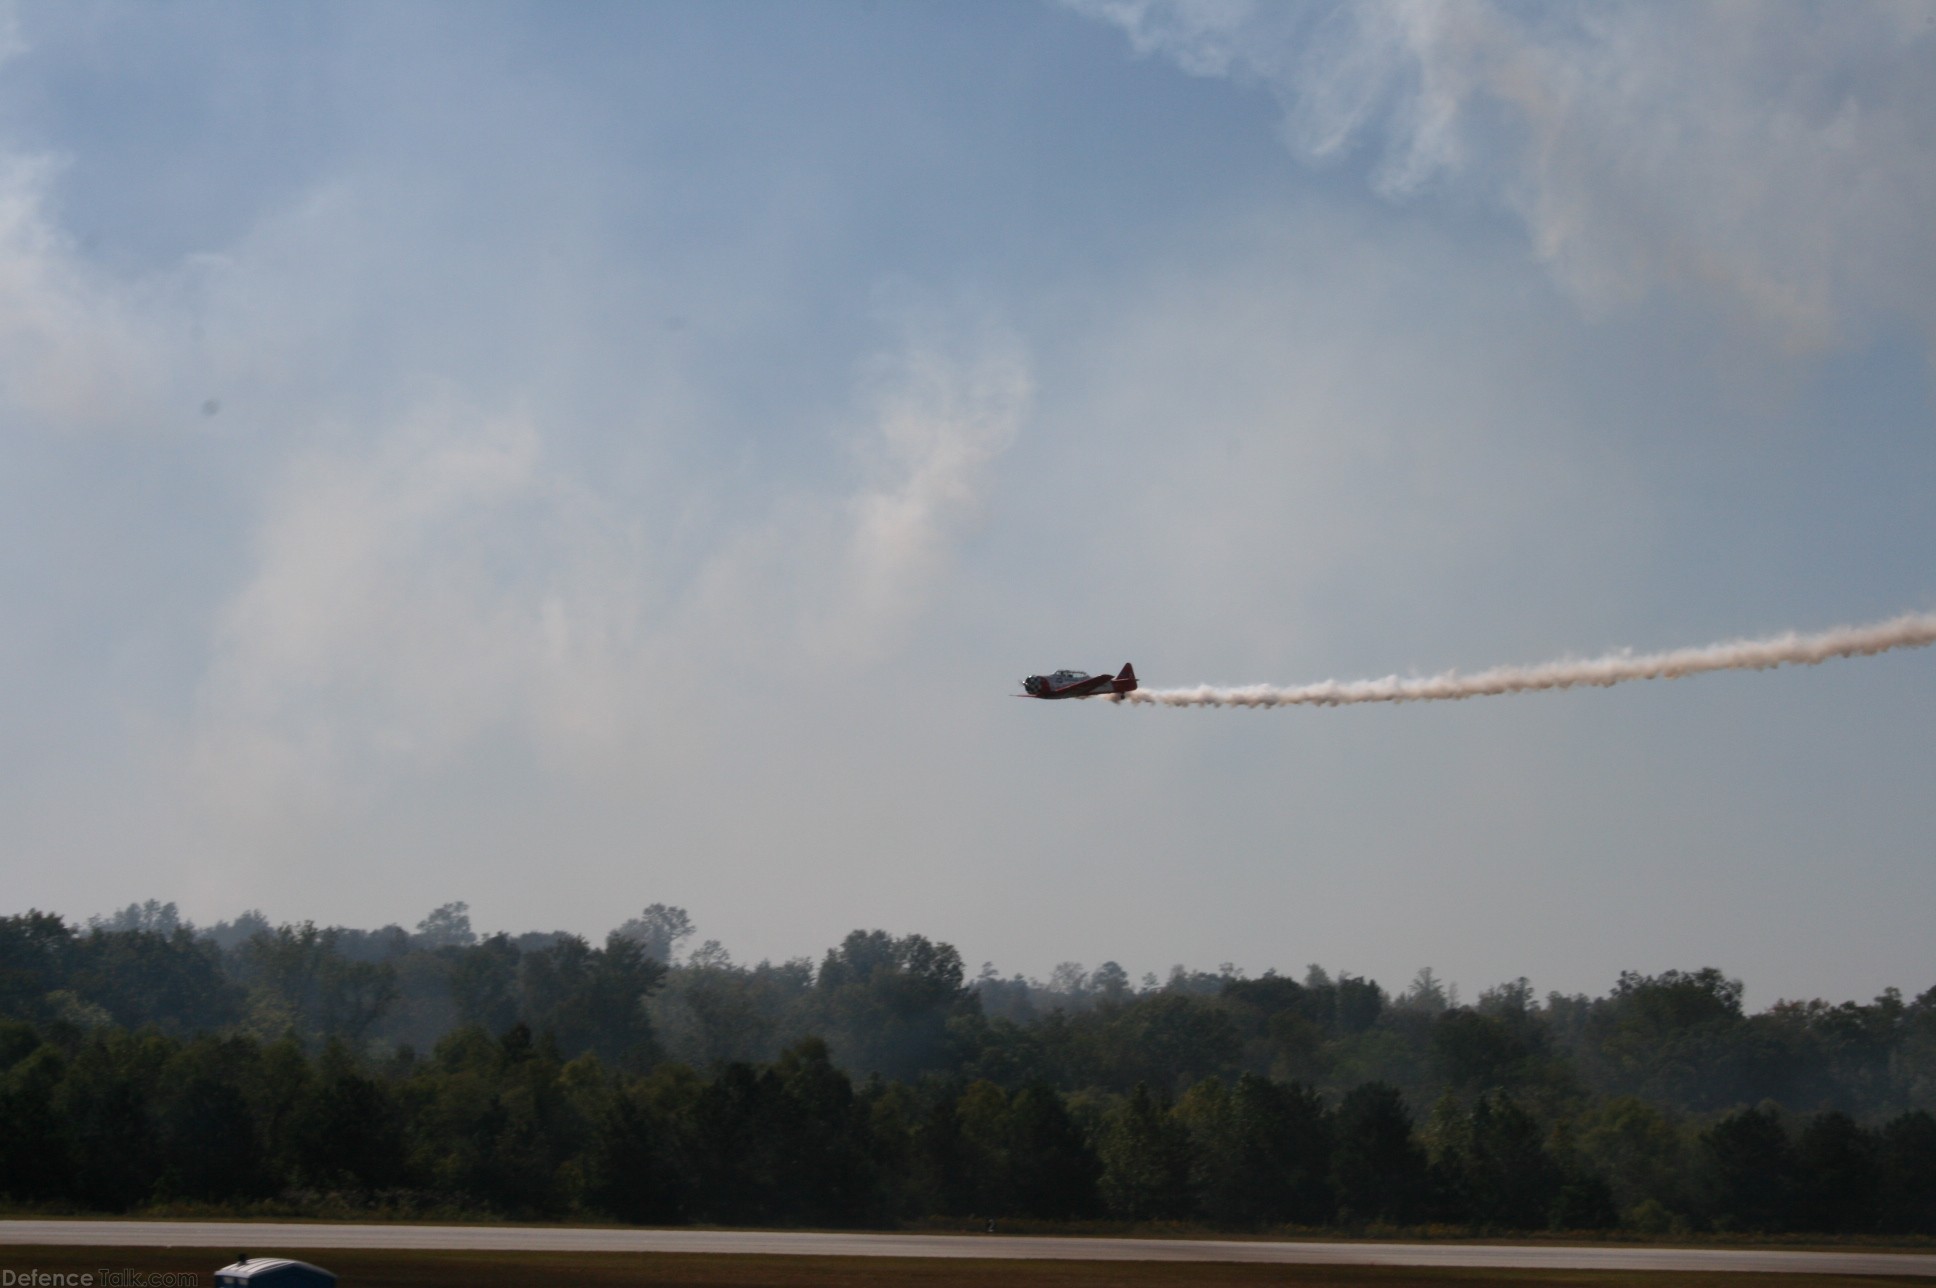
[3,1220,1934,1277]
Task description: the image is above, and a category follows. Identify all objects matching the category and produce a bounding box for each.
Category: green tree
[449,933,521,1034]
[956,1076,1107,1216]
[413,902,477,950]
[1877,1110,1936,1234]
[517,933,665,1070]
[70,928,241,1034]
[154,1037,268,1202]
[954,1078,1016,1213]
[690,1039,874,1226]
[1698,1104,1796,1231]
[1545,1121,1620,1231]
[0,1042,67,1202]
[649,952,814,1068]
[1583,968,1758,1109]
[0,912,73,1024]
[235,922,398,1043]
[814,930,974,1081]
[1793,1111,1877,1233]
[289,1039,406,1191]
[1006,1082,1101,1218]
[1218,974,1328,1083]
[55,1032,164,1210]
[1331,1081,1426,1224]
[585,1073,688,1222]
[1431,1091,1561,1229]
[1049,993,1242,1094]
[1432,1010,1537,1094]
[615,904,696,963]
[1097,1083,1192,1220]
[1574,1095,1690,1218]
[1178,1074,1332,1227]
[775,1036,878,1223]
[900,1082,974,1216]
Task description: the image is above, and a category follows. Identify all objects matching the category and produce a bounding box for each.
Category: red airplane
[1020,663,1137,699]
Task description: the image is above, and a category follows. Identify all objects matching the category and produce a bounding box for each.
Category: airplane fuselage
[1020,663,1137,699]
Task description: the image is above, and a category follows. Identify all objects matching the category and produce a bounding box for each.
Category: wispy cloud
[0,5,22,66]
[0,153,199,427]
[188,399,606,814]
[1068,1,1936,347]
[834,330,1031,657]
[185,326,1028,832]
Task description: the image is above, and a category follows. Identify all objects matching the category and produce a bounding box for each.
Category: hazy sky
[4,0,1934,1007]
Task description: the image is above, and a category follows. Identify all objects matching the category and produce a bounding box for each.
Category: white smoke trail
[1117,612,1936,708]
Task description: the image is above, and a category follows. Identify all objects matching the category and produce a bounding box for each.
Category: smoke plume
[1118,612,1936,708]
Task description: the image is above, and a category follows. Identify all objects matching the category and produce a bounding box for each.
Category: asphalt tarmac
[3,1220,1933,1277]
[11,1224,1936,1270]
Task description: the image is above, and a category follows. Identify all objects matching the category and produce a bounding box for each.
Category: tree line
[1,901,1933,1234]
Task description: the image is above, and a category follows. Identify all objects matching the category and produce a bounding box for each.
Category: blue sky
[3,0,1934,1006]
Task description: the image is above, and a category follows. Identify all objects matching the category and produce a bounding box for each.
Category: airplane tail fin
[1113,663,1137,693]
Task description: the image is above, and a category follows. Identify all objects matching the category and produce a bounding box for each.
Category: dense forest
[2,900,1933,1235]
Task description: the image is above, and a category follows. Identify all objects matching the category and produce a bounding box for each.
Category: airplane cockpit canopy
[1049,670,1089,684]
